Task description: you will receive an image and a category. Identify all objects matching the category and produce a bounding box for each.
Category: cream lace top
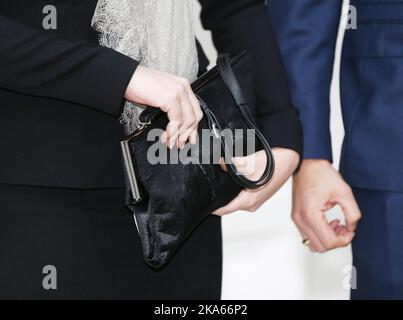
[92,0,199,134]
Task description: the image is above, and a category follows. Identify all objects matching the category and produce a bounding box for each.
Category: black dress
[0,0,302,299]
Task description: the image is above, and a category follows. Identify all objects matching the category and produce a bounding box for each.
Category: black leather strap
[216,54,275,189]
[134,54,274,190]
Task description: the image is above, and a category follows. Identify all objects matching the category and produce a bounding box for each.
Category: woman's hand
[125,66,203,149]
[213,148,300,216]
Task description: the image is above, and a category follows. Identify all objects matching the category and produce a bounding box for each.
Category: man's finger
[305,212,341,250]
[329,219,340,231]
[335,225,348,236]
[338,192,362,232]
[292,211,327,252]
[335,230,355,247]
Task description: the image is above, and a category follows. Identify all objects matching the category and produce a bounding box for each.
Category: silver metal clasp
[212,123,221,139]
[138,119,151,128]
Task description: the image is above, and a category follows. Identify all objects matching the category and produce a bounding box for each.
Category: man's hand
[292,159,361,252]
[213,148,300,216]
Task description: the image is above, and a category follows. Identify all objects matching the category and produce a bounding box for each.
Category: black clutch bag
[121,53,275,269]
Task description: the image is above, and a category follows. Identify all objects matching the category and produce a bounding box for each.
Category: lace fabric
[92,0,199,134]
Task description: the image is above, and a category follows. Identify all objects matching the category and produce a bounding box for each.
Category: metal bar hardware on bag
[121,124,150,203]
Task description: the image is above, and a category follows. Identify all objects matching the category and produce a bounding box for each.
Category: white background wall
[193,0,351,299]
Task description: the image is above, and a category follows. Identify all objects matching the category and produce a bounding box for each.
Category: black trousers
[0,184,222,299]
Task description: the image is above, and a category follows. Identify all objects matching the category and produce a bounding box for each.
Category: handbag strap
[216,54,275,189]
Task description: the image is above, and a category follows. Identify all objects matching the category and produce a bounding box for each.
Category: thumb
[212,190,249,216]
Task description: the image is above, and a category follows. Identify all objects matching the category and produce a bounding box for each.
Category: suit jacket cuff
[91,47,139,117]
[295,86,333,162]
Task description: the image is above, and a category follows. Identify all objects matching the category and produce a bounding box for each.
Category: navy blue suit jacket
[269,0,403,192]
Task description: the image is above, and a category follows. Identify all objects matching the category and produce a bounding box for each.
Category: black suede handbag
[121,52,275,269]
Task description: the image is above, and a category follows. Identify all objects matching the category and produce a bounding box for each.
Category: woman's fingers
[164,85,192,149]
[124,67,203,149]
[176,93,195,148]
[165,121,180,149]
[165,100,183,149]
[177,81,202,148]
[125,66,202,148]
[164,79,202,149]
[186,88,203,145]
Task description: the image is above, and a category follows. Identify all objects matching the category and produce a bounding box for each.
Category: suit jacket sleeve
[0,14,138,117]
[268,0,342,161]
[199,0,303,157]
